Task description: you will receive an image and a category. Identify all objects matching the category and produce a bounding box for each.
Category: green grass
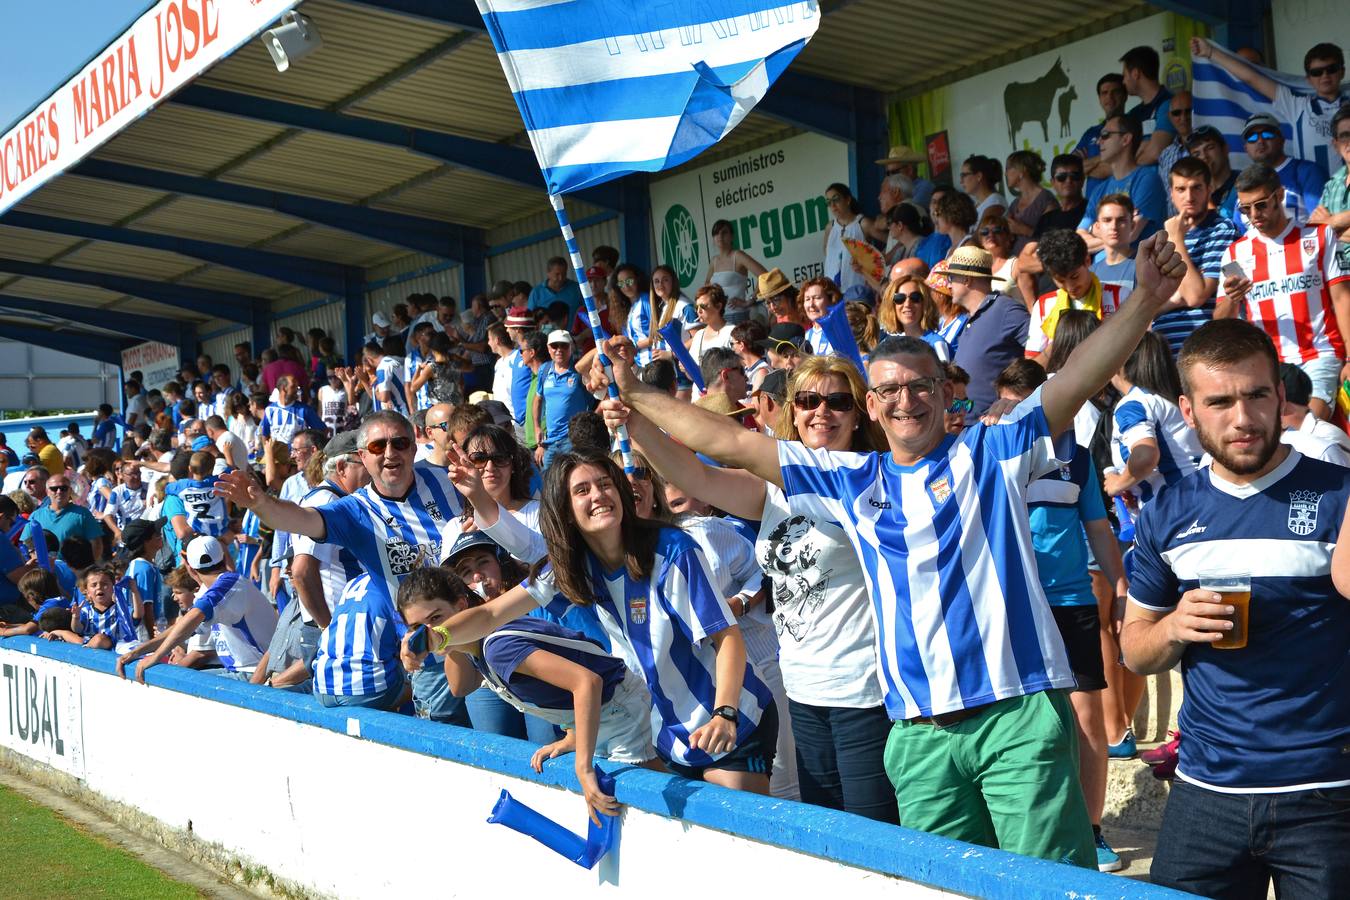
[0,783,202,899]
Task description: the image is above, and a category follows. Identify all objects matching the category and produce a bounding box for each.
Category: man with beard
[1122,319,1350,899]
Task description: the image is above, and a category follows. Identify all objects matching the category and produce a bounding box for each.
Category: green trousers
[884,689,1096,868]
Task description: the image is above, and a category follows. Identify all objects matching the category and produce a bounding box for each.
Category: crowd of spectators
[0,36,1347,894]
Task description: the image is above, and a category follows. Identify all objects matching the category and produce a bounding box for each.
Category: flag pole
[547,192,634,472]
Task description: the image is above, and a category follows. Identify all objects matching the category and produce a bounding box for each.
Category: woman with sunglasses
[1004,150,1057,251]
[704,219,768,325]
[687,284,736,375]
[612,264,657,368]
[433,452,779,795]
[595,350,899,823]
[978,213,1018,291]
[800,277,842,357]
[877,278,952,362]
[821,183,870,298]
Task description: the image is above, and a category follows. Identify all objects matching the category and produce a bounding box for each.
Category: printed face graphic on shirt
[763,514,833,642]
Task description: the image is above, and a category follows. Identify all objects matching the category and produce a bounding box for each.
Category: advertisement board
[0,650,84,777]
[121,340,180,389]
[649,132,851,291]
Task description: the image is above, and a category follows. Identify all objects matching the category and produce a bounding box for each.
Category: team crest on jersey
[929,476,951,503]
[421,499,444,523]
[1058,465,1072,481]
[1287,490,1321,536]
[628,596,647,625]
[1303,237,1317,257]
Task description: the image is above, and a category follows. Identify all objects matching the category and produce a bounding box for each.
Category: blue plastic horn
[486,766,618,869]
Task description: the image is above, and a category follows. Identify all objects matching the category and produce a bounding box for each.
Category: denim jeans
[316,679,404,711]
[1152,779,1350,899]
[788,699,898,824]
[410,663,471,727]
[541,437,573,473]
[464,687,560,744]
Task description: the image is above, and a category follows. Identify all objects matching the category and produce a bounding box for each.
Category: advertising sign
[0,650,84,777]
[121,340,180,389]
[649,132,851,291]
[0,0,302,215]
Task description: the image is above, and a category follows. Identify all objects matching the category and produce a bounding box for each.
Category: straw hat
[757,268,793,300]
[876,144,925,165]
[694,392,752,417]
[944,246,996,280]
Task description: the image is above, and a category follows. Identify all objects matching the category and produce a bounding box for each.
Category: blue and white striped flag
[1192,44,1322,172]
[476,1,820,194]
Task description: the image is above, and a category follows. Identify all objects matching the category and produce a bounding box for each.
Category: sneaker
[1095,832,1123,873]
[1108,728,1137,760]
[1152,754,1177,781]
[1141,730,1180,766]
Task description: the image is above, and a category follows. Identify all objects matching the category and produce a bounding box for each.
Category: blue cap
[191,435,211,452]
[438,530,502,565]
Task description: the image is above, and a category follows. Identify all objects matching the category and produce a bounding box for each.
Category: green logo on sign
[661,204,700,289]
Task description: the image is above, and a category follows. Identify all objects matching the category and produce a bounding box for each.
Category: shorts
[1051,605,1106,691]
[593,674,657,764]
[665,701,778,780]
[1297,355,1341,405]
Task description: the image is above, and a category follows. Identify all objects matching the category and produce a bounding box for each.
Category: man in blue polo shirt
[533,330,595,469]
[606,234,1189,867]
[1123,319,1350,898]
[26,473,104,559]
[527,257,584,321]
[1078,115,1166,251]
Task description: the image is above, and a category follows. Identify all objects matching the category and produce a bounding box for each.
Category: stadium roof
[0,0,1161,366]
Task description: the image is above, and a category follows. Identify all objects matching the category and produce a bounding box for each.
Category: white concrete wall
[0,640,1180,900]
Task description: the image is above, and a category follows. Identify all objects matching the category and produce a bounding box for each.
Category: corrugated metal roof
[96,105,290,177]
[57,242,200,282]
[15,176,167,226]
[373,168,548,227]
[222,130,443,204]
[131,196,302,245]
[0,226,84,262]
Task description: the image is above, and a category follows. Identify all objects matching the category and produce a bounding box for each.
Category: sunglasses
[1169,107,1192,117]
[628,466,651,481]
[792,391,856,413]
[427,421,450,432]
[870,377,942,401]
[467,451,512,469]
[364,436,414,455]
[979,227,1008,237]
[825,195,844,204]
[617,277,636,288]
[48,484,70,492]
[1236,193,1280,217]
[1095,130,1127,143]
[1245,129,1279,143]
[1306,63,1344,78]
[893,291,925,305]
[948,398,975,414]
[1053,171,1083,182]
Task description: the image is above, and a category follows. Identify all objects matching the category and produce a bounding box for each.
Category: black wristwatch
[712,705,738,723]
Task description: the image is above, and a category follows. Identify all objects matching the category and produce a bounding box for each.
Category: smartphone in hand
[407,625,429,655]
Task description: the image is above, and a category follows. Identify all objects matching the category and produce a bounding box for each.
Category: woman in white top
[704,219,767,325]
[227,393,259,458]
[821,183,870,297]
[800,277,842,357]
[597,350,899,823]
[978,213,1019,295]
[932,190,979,261]
[442,423,543,565]
[960,154,1007,221]
[686,284,736,376]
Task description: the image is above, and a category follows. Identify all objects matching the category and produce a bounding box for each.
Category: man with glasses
[602,234,1188,867]
[1218,163,1350,420]
[1312,106,1350,272]
[267,430,325,609]
[1076,74,1128,180]
[947,247,1029,423]
[1236,113,1324,228]
[528,256,584,322]
[216,410,463,604]
[1155,90,1193,200]
[875,145,934,208]
[1192,38,1349,177]
[26,474,104,560]
[1018,155,1091,302]
[1077,115,1166,251]
[15,466,47,502]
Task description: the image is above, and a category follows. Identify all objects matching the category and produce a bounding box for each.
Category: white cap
[371,312,391,328]
[546,329,573,346]
[184,535,225,570]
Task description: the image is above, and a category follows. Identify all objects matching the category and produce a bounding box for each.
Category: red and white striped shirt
[1025,280,1126,357]
[1220,222,1349,363]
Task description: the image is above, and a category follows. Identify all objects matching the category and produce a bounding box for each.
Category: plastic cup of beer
[1199,572,1250,650]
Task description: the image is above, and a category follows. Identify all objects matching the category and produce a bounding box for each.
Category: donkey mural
[1004,57,1070,145]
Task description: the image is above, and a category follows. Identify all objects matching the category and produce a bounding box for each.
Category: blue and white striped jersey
[404,348,433,411]
[192,572,277,673]
[88,477,112,518]
[1131,451,1350,791]
[776,391,1077,720]
[1110,386,1202,505]
[107,483,148,530]
[237,509,263,587]
[259,402,324,446]
[125,558,161,619]
[623,293,654,367]
[526,527,772,767]
[77,588,138,644]
[164,477,228,537]
[313,573,406,696]
[292,480,364,617]
[317,462,463,595]
[373,356,409,415]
